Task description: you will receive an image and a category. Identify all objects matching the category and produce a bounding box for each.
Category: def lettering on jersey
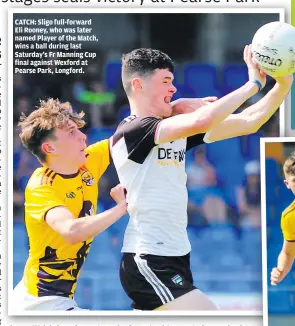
[157,145,185,167]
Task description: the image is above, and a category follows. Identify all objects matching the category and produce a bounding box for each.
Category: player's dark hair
[18,98,85,163]
[121,48,174,95]
[284,151,295,177]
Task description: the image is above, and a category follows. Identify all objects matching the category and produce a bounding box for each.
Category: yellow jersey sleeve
[25,184,65,222]
[85,139,110,181]
[281,206,295,241]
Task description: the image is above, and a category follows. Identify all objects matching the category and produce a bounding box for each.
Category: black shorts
[119,252,196,310]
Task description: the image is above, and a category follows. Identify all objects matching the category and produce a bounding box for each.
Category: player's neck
[129,98,162,118]
[44,158,79,175]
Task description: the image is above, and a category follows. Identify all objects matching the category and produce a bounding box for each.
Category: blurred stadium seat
[265,158,281,186]
[183,63,223,98]
[87,128,115,145]
[222,64,248,94]
[104,61,122,91]
[117,105,130,122]
[268,290,295,314]
[243,132,263,162]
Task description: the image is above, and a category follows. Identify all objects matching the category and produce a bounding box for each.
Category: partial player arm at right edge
[271,241,295,286]
[45,185,127,245]
[156,81,259,144]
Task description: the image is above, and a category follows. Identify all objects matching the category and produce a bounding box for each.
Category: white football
[251,21,295,77]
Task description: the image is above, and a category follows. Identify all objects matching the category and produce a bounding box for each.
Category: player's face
[51,120,87,166]
[142,69,177,118]
[284,174,295,195]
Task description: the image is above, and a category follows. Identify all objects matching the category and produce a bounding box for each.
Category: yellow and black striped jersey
[22,139,109,298]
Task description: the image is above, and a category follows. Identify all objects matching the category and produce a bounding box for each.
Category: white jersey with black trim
[110,115,205,256]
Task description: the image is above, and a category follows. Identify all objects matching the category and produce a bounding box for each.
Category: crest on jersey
[172,274,183,286]
[81,170,95,186]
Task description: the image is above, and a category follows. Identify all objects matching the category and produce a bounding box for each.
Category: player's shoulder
[117,115,160,131]
[113,115,161,141]
[85,138,109,156]
[281,200,295,219]
[26,167,59,191]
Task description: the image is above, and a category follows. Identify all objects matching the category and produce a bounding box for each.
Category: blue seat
[183,63,223,98]
[117,105,130,122]
[276,183,294,208]
[13,262,25,287]
[87,128,115,145]
[206,137,244,166]
[266,185,278,205]
[240,228,262,269]
[193,280,212,293]
[217,163,245,186]
[13,224,28,285]
[173,85,196,100]
[75,277,98,310]
[223,64,248,94]
[84,230,120,271]
[100,278,130,310]
[265,158,281,186]
[77,270,130,310]
[13,223,29,262]
[104,61,122,91]
[243,132,262,161]
[206,138,246,190]
[280,272,295,286]
[269,228,284,246]
[207,225,237,249]
[14,151,21,172]
[268,290,294,313]
[213,253,245,273]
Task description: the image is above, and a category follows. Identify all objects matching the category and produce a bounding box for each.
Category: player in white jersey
[110,47,293,310]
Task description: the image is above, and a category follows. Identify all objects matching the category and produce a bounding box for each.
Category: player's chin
[79,152,87,164]
[162,103,173,118]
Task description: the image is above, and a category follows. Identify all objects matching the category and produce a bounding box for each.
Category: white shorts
[12,281,87,312]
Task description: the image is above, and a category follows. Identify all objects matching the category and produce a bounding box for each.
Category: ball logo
[81,170,95,186]
[253,51,282,67]
[260,45,278,56]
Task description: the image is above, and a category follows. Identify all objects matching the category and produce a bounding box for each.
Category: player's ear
[131,78,142,92]
[41,142,56,155]
[284,179,290,189]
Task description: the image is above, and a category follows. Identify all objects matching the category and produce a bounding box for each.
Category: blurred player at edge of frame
[12,99,128,311]
[110,46,293,310]
[271,152,295,286]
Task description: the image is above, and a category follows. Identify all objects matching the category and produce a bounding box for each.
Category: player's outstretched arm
[45,184,127,245]
[170,96,218,116]
[271,240,295,286]
[203,74,293,142]
[156,45,265,144]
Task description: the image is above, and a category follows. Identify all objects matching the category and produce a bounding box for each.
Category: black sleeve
[186,133,206,151]
[113,116,161,164]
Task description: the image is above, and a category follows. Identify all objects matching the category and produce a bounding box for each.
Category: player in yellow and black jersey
[271,152,295,286]
[13,99,127,311]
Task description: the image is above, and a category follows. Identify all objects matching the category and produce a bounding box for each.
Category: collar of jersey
[49,169,80,179]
